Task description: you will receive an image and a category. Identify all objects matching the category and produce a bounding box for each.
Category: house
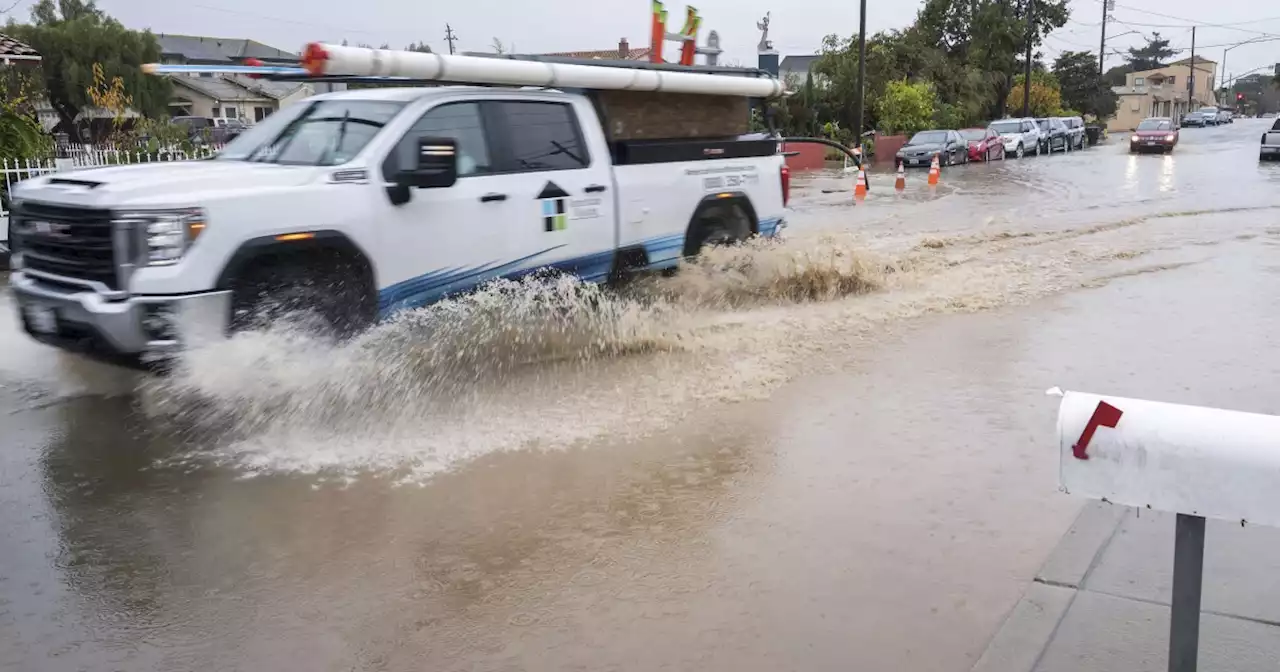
[156,34,313,122]
[1109,57,1218,131]
[0,32,41,67]
[779,55,819,82]
[473,38,652,61]
[542,37,652,61]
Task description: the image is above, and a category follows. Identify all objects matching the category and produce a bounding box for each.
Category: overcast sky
[4,0,1278,84]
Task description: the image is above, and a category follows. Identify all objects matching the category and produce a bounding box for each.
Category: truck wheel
[229,253,375,339]
[685,200,755,257]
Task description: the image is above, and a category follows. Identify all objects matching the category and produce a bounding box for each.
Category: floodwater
[5,121,1280,670]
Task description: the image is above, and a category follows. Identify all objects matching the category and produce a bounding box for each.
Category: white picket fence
[1,145,221,251]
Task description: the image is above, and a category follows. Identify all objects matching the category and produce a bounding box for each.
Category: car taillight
[780,164,791,207]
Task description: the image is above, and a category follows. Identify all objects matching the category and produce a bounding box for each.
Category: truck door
[376,101,517,314]
[487,99,617,284]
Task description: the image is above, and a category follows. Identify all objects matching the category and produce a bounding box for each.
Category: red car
[1130,117,1179,153]
[962,128,1006,161]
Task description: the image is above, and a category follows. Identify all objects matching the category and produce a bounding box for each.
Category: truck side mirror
[396,137,459,189]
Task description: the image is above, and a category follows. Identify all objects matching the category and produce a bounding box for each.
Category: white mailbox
[1054,388,1280,672]
[1057,390,1280,527]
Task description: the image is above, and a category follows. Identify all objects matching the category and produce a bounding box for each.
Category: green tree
[1053,50,1119,120]
[1126,32,1176,72]
[876,79,936,135]
[0,68,52,160]
[1006,71,1064,117]
[5,0,170,134]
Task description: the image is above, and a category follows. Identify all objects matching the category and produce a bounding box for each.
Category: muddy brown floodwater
[5,121,1280,671]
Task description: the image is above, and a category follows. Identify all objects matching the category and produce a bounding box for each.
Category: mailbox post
[1056,390,1280,672]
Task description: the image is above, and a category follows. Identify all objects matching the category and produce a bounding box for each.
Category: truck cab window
[403,102,492,176]
[497,101,589,172]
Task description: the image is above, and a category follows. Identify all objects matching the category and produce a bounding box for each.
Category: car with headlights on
[1129,117,1179,153]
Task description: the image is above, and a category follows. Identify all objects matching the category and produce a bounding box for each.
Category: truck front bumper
[11,270,230,367]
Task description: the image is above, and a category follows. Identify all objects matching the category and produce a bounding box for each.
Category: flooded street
[6,120,1280,671]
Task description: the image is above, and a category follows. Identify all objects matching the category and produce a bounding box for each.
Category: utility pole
[444,24,458,55]
[855,0,867,142]
[1023,0,1035,117]
[1098,0,1114,76]
[1188,26,1196,108]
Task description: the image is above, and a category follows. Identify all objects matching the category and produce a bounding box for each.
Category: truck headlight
[119,208,206,266]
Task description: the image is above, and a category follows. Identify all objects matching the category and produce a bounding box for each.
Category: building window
[211,107,221,118]
[1134,77,1145,86]
[1167,76,1175,85]
[254,106,272,122]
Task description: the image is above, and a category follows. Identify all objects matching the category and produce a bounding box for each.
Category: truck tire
[684,199,755,257]
[229,252,376,339]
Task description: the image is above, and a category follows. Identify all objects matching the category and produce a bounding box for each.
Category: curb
[969,501,1129,672]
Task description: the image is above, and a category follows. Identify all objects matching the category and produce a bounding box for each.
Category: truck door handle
[480,193,507,202]
[585,185,607,193]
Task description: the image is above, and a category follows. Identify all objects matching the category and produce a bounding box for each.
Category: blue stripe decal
[376,217,785,316]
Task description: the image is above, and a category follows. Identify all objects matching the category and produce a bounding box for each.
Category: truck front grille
[15,203,119,290]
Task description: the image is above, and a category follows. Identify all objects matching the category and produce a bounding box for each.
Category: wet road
[5,120,1280,671]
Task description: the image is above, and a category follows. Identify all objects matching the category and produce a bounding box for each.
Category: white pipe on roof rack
[299,43,787,98]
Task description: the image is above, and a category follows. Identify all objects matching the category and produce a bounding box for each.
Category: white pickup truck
[1261,120,1280,161]
[7,53,789,367]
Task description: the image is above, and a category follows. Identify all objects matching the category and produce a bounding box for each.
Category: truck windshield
[1137,119,1170,131]
[215,100,406,166]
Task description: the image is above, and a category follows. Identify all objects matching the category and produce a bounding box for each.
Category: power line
[1106,2,1280,38]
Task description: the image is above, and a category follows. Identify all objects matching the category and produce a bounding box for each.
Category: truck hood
[14,160,322,207]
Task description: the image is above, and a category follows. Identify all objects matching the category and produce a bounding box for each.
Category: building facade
[1110,58,1219,131]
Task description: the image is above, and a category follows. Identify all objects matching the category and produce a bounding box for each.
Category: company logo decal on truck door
[537,181,571,232]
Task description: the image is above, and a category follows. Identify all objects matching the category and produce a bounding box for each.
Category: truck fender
[681,192,759,258]
[215,229,377,292]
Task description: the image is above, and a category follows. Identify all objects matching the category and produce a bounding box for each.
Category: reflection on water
[14,391,765,670]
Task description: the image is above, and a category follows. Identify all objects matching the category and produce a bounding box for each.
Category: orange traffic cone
[927,154,941,186]
[894,161,906,191]
[854,163,868,199]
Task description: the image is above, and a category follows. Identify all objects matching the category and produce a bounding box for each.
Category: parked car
[214,118,249,141]
[1036,118,1073,153]
[988,117,1043,158]
[1217,109,1234,124]
[895,129,969,167]
[1058,116,1086,150]
[1129,117,1179,154]
[960,128,1006,162]
[172,116,244,144]
[1260,118,1280,161]
[1184,107,1220,127]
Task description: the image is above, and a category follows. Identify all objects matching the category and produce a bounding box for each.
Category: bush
[876,79,936,136]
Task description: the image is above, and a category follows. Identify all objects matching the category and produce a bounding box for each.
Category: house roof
[225,75,309,100]
[779,55,820,74]
[157,34,297,64]
[1170,57,1217,66]
[0,32,41,60]
[538,47,653,61]
[170,76,273,102]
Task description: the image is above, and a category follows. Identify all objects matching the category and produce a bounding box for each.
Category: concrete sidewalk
[973,502,1280,671]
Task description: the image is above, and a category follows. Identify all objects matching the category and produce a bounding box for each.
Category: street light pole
[855,0,867,142]
[1023,0,1035,117]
